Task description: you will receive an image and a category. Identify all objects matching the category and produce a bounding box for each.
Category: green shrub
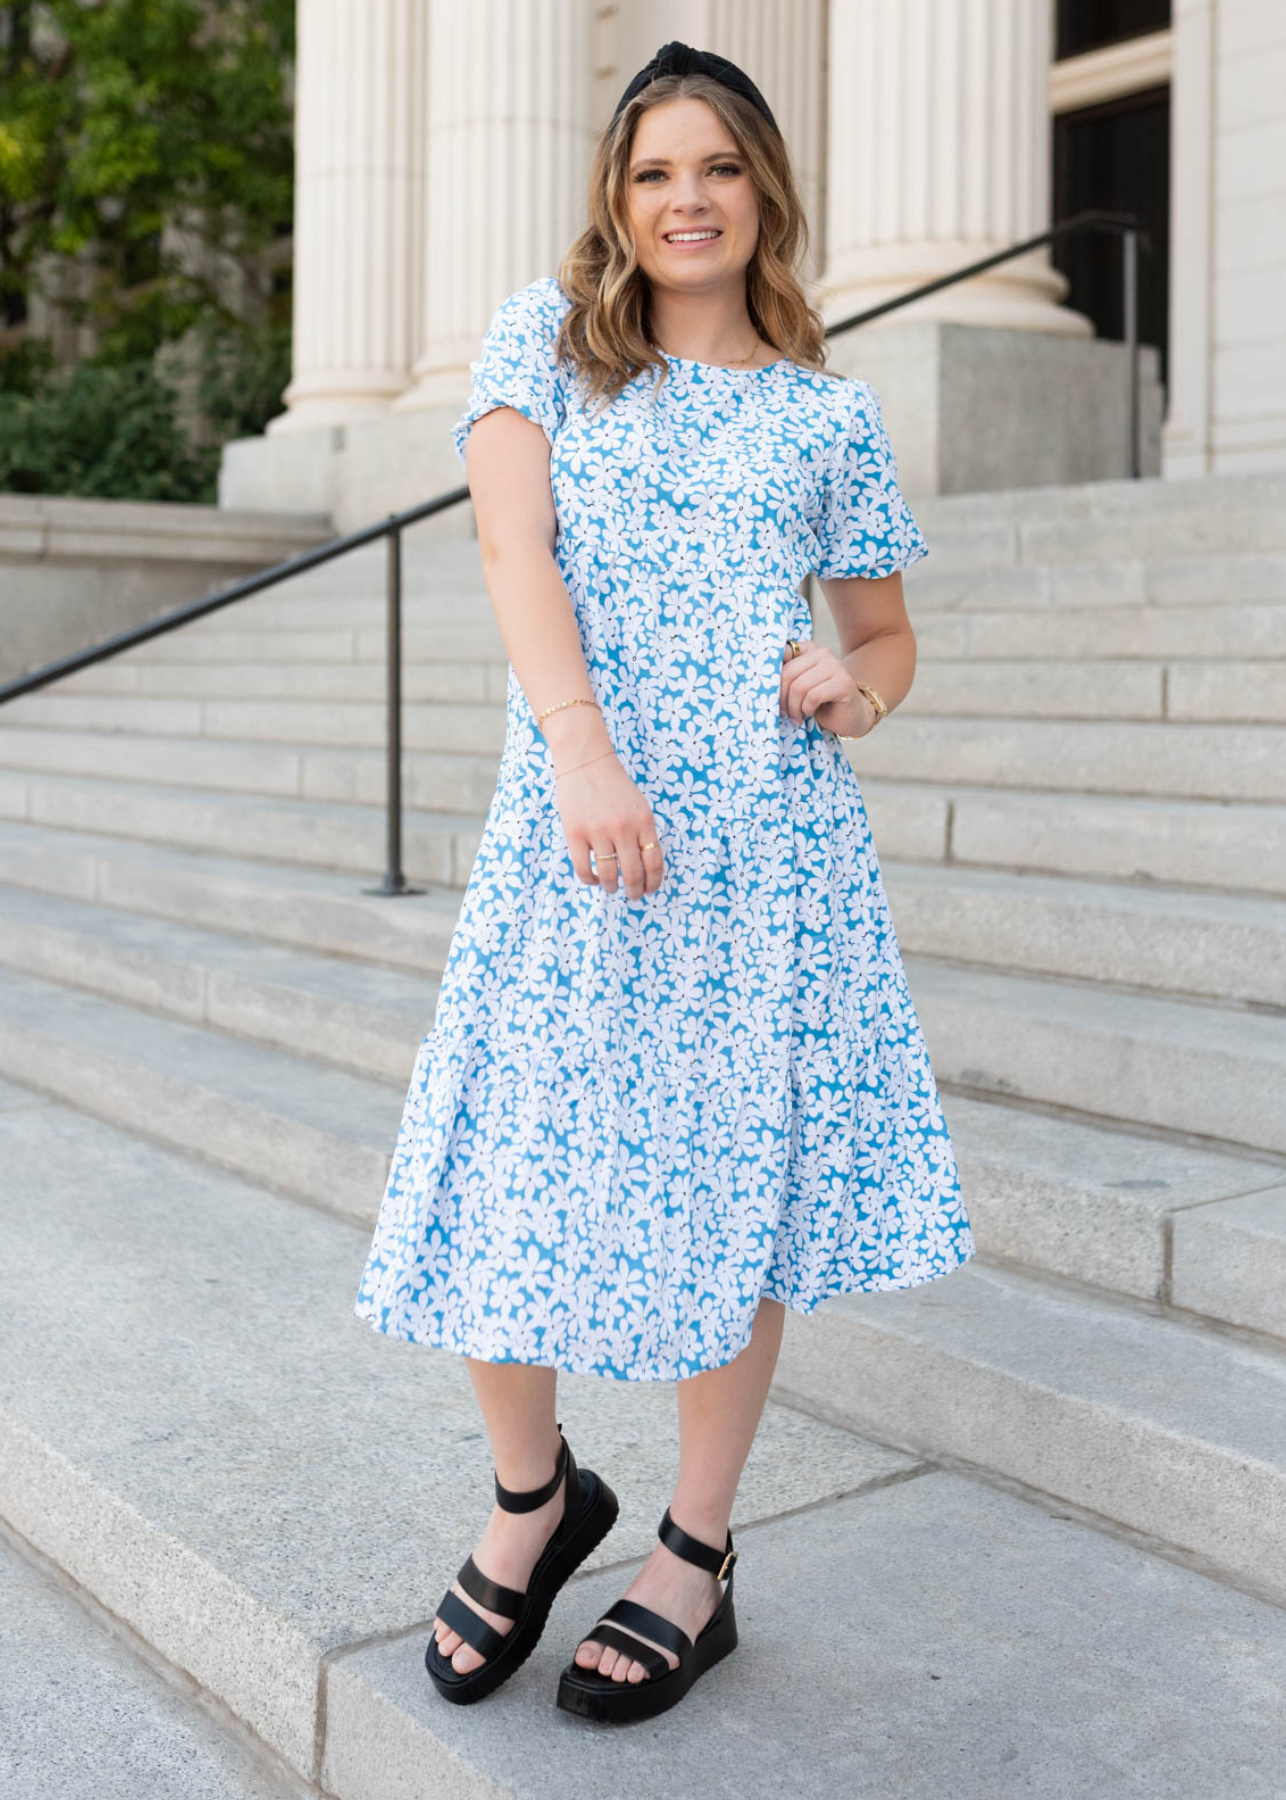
[0,357,210,501]
[195,318,292,447]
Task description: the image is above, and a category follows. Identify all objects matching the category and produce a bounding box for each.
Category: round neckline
[657,349,790,376]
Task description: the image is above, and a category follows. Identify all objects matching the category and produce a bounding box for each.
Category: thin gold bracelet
[554,748,616,781]
[535,696,601,728]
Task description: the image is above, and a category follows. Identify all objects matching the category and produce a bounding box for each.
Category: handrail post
[365,518,425,896]
[1123,224,1141,479]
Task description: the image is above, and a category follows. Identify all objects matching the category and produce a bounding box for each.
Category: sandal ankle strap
[658,1506,738,1582]
[494,1424,569,1513]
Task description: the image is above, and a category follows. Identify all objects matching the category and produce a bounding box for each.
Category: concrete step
[849,716,1286,804]
[774,1257,1286,1602]
[881,861,1286,1007]
[915,468,1286,524]
[0,820,462,970]
[913,958,1286,1157]
[3,714,1285,839]
[905,547,1286,609]
[902,657,1286,724]
[908,601,1286,661]
[0,723,502,813]
[0,770,486,884]
[3,1088,1285,1797]
[1,691,509,754]
[32,654,1286,728]
[50,655,511,706]
[118,618,505,664]
[0,964,402,1221]
[0,883,438,1084]
[5,825,1273,1027]
[45,644,1286,732]
[901,782,1286,897]
[0,1529,303,1800]
[3,759,1281,901]
[111,545,1286,637]
[942,1091,1286,1341]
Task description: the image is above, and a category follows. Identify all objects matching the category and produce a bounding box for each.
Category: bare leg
[572,1294,787,1683]
[432,1359,563,1674]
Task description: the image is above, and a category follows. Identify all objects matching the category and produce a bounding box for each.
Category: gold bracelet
[834,683,889,741]
[535,696,601,728]
[554,748,616,781]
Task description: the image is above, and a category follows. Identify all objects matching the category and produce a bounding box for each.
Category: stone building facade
[219,0,1286,528]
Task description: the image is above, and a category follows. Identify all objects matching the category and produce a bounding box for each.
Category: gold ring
[787,638,802,658]
[592,850,617,861]
[640,840,660,851]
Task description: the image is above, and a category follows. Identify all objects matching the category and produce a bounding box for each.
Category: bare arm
[463,404,665,896]
[780,570,917,738]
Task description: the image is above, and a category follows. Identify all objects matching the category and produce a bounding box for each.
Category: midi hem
[353,1234,976,1384]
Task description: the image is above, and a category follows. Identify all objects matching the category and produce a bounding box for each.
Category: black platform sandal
[426,1422,619,1705]
[555,1506,738,1723]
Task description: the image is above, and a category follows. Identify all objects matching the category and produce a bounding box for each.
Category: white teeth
[666,231,720,242]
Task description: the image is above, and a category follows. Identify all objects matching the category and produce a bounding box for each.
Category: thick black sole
[426,1468,619,1706]
[555,1596,738,1724]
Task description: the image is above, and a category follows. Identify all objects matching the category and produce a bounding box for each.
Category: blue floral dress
[354,275,976,1380]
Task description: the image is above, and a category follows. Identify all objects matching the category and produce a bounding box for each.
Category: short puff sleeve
[812,379,928,579]
[450,276,569,466]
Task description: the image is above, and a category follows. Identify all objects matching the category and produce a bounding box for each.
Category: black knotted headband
[611,39,779,135]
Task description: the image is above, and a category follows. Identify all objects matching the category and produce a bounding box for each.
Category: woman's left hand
[780,639,874,738]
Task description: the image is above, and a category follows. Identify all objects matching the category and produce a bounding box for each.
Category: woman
[355,40,976,1725]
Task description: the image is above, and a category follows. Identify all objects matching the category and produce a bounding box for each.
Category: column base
[824,319,1165,496]
[219,402,471,535]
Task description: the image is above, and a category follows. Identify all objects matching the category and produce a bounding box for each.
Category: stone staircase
[1,472,1284,1795]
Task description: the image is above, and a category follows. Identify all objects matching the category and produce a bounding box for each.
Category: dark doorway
[1056,0,1171,61]
[1052,84,1170,394]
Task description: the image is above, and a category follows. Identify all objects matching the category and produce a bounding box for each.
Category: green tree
[0,0,295,366]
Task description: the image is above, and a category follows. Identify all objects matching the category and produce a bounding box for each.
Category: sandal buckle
[716,1547,737,1581]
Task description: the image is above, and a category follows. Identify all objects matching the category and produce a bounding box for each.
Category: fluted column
[821,0,1088,334]
[269,0,426,435]
[394,0,594,411]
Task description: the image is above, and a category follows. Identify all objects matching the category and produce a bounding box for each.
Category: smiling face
[625,96,762,295]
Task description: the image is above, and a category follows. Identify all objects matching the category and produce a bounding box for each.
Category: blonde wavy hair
[552,72,830,407]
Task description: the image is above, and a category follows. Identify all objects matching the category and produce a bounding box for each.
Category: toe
[574,1637,601,1668]
[452,1642,483,1674]
[437,1627,461,1656]
[597,1646,619,1678]
[627,1659,648,1684]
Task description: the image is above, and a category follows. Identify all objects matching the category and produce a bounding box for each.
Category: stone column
[269,0,426,434]
[394,0,595,411]
[821,0,1087,334]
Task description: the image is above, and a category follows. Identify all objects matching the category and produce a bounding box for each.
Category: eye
[632,162,745,182]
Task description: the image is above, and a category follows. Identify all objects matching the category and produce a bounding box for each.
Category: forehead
[629,96,739,165]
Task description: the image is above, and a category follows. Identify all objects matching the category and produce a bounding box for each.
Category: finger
[640,838,665,894]
[798,672,852,721]
[592,846,620,893]
[615,834,647,900]
[569,837,599,886]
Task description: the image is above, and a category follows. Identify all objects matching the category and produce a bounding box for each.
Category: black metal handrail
[0,206,1148,895]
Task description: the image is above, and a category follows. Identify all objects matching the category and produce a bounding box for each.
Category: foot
[432,1470,566,1675]
[572,1534,722,1685]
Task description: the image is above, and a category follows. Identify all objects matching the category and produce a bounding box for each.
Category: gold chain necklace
[654,330,765,369]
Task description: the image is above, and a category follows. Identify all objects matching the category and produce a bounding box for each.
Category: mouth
[662,229,723,249]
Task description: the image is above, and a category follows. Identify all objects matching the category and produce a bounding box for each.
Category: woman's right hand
[553,749,666,898]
